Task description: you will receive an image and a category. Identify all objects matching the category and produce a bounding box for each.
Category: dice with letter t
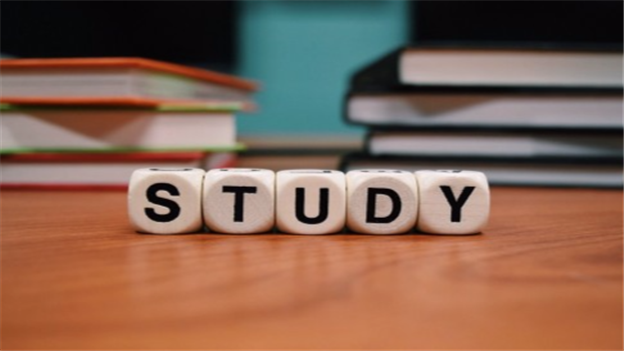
[415,170,490,235]
[203,168,275,234]
[276,170,346,235]
[128,168,205,234]
[346,170,418,234]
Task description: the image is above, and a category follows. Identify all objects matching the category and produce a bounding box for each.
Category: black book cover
[349,45,623,93]
[339,152,623,188]
[341,89,624,130]
[362,128,624,159]
[340,151,624,168]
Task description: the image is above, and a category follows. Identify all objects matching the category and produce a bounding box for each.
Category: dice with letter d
[346,169,418,234]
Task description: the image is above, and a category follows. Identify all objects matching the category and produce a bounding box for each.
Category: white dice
[128,168,490,235]
[275,170,346,235]
[202,168,275,234]
[128,168,205,234]
[346,170,418,234]
[415,170,490,235]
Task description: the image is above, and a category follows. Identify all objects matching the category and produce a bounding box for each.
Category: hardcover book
[0,151,236,189]
[340,153,623,188]
[345,91,623,130]
[0,57,259,109]
[366,130,623,159]
[351,45,623,91]
[1,105,245,154]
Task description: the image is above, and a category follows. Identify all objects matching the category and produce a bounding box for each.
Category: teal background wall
[236,1,409,136]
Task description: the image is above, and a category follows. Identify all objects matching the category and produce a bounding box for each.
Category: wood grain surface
[1,187,622,350]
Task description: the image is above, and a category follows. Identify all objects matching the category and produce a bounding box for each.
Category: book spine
[342,89,624,131]
[347,85,624,95]
[350,48,404,92]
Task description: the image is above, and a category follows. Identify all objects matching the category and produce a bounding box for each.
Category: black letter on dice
[222,186,258,222]
[440,186,475,222]
[145,183,181,222]
[366,188,401,223]
[295,187,329,224]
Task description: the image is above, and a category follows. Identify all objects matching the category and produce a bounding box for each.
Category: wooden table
[2,187,622,350]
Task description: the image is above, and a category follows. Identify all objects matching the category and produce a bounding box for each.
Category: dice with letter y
[276,170,346,234]
[203,168,275,234]
[346,170,418,234]
[128,168,205,234]
[415,170,490,234]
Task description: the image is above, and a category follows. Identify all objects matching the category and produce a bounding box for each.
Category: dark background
[3,1,622,69]
[412,1,623,46]
[1,2,237,70]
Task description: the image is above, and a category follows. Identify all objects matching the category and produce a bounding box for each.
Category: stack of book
[341,45,623,187]
[0,58,258,189]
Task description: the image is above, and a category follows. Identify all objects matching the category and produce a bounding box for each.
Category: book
[345,91,623,130]
[351,45,623,90]
[0,57,258,108]
[0,151,236,190]
[367,130,623,159]
[340,153,623,188]
[0,105,244,153]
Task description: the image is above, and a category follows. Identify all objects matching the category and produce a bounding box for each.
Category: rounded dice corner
[128,168,490,235]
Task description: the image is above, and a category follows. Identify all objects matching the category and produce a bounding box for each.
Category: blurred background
[6,1,619,138]
[1,1,622,186]
[2,1,410,138]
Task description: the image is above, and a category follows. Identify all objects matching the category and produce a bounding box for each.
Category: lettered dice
[415,170,490,234]
[128,168,205,234]
[203,168,275,234]
[346,170,418,234]
[276,170,346,234]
